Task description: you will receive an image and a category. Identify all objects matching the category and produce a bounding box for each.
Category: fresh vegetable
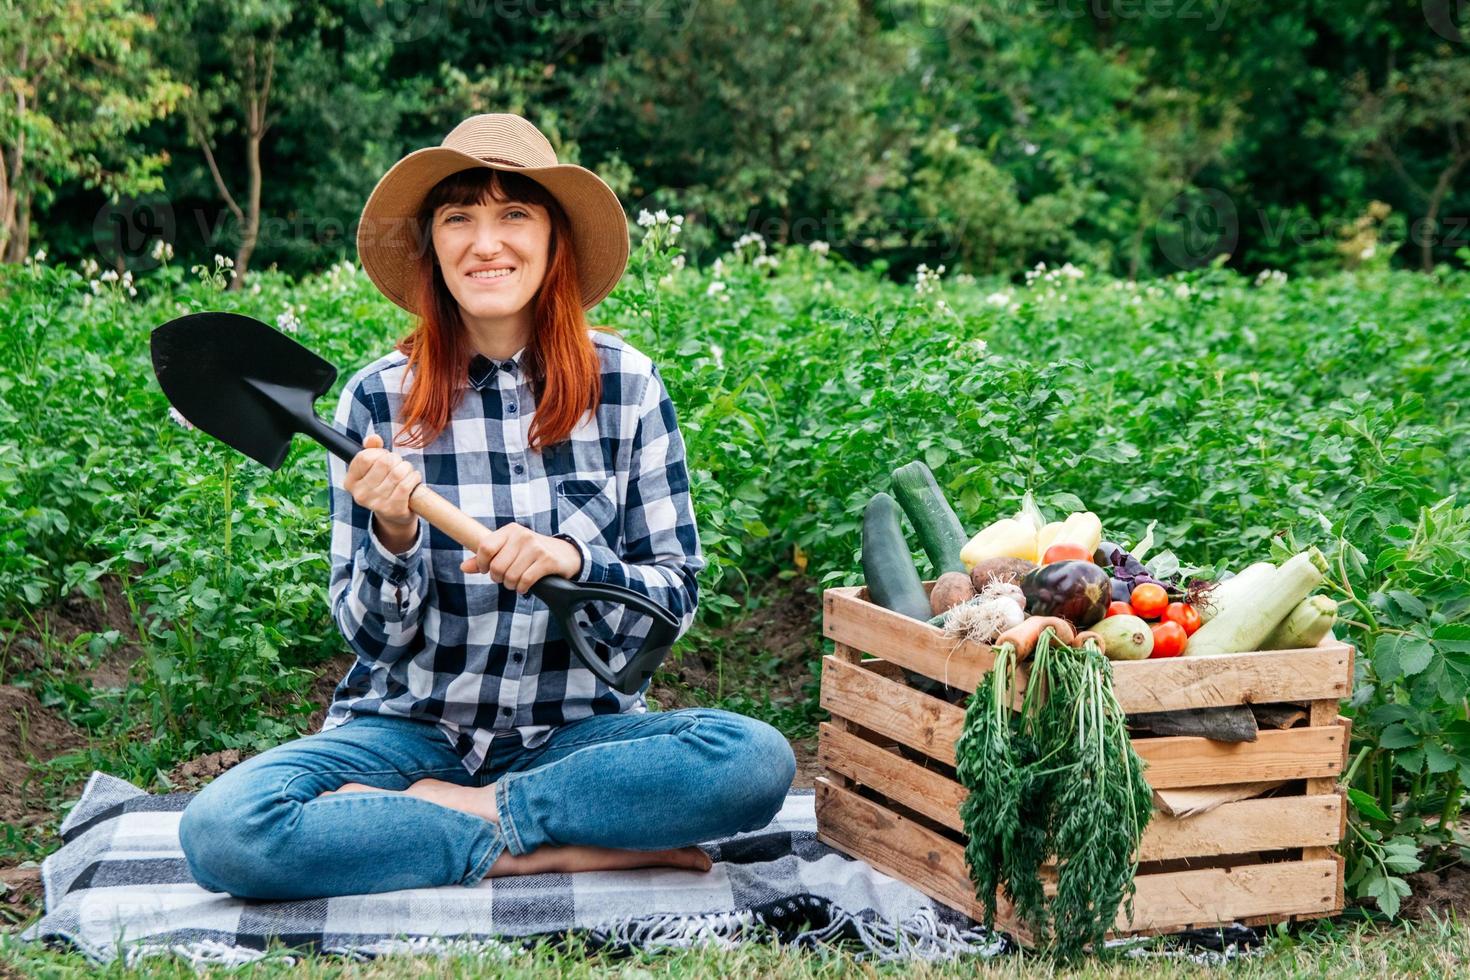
[1195,561,1276,623]
[1043,542,1092,564]
[1093,540,1122,566]
[1020,560,1111,629]
[1185,548,1329,657]
[1261,594,1339,650]
[1094,614,1154,661]
[938,583,1027,644]
[1051,511,1103,555]
[995,615,1077,658]
[861,492,933,621]
[891,461,969,576]
[1106,600,1135,618]
[969,556,1037,592]
[1163,601,1202,635]
[1110,577,1133,603]
[962,516,1040,567]
[957,627,1152,956]
[1150,620,1188,658]
[930,571,977,616]
[1036,520,1066,556]
[1129,582,1169,619]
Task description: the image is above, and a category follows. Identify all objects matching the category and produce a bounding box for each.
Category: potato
[970,557,1038,593]
[930,571,977,616]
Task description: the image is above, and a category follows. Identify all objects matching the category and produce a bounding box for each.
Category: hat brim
[356,146,629,315]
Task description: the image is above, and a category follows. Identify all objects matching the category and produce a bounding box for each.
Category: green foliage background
[4,0,1469,277]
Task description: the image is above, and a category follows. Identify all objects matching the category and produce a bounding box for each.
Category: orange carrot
[995,615,1076,659]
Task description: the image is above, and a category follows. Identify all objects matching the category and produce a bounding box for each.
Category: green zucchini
[891,461,969,576]
[861,491,933,621]
[1262,595,1338,650]
[1197,561,1276,623]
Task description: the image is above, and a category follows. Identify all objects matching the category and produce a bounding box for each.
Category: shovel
[149,311,679,695]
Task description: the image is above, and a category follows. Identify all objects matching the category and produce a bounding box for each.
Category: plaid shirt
[321,329,705,773]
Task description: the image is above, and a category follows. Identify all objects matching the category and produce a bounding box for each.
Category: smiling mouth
[467,268,515,282]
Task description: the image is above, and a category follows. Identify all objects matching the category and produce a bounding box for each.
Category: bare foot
[488,844,712,877]
[401,777,499,823]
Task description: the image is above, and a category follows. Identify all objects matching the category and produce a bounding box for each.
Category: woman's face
[431,192,551,340]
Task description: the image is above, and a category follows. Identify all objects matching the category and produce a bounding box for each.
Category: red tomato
[1164,602,1202,635]
[1130,583,1169,619]
[1150,621,1188,658]
[1107,601,1136,618]
[1042,543,1092,564]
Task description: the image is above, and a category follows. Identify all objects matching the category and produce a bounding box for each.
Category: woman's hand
[460,523,583,593]
[345,432,423,532]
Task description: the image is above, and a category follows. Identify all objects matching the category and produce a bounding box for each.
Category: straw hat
[356,113,629,314]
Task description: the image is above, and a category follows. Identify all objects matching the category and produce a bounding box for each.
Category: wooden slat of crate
[817,722,1343,861]
[822,655,1349,786]
[1131,718,1348,787]
[823,585,1353,711]
[816,777,1339,940]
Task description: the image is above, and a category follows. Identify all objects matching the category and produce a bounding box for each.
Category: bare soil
[1405,867,1470,920]
[0,687,85,826]
[3,574,142,686]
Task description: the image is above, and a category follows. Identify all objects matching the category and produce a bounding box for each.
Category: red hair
[391,168,613,453]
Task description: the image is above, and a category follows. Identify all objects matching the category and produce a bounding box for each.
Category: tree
[0,0,183,263]
[1343,52,1470,272]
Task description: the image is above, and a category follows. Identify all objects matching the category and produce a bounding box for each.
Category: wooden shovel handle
[407,483,488,551]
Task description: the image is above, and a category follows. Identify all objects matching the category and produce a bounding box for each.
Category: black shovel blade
[151,312,343,470]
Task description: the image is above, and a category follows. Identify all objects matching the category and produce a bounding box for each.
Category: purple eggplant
[1021,560,1112,629]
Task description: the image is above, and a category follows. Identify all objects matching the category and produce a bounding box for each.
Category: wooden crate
[816,582,1354,943]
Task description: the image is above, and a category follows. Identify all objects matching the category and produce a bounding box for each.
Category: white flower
[710,342,725,367]
[733,231,765,254]
[1173,282,1192,300]
[127,286,137,297]
[151,239,174,262]
[808,240,830,257]
[101,269,119,282]
[33,249,46,263]
[168,406,196,431]
[914,262,945,295]
[753,253,779,270]
[89,280,102,294]
[973,338,990,356]
[706,280,727,296]
[655,209,670,225]
[1059,262,1084,280]
[1254,269,1288,287]
[214,253,234,268]
[250,283,261,295]
[712,257,726,276]
[936,298,952,314]
[1360,243,1376,260]
[637,210,656,228]
[81,257,99,278]
[984,291,1012,307]
[670,255,685,271]
[276,305,302,334]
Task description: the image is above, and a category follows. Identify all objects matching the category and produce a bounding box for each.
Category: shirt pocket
[553,476,619,548]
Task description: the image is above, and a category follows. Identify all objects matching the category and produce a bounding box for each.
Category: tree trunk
[2,43,29,263]
[1421,155,1467,272]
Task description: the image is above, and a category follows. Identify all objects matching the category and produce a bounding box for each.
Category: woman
[179,114,795,901]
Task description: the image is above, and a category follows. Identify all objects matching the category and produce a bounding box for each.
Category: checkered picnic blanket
[20,772,1004,966]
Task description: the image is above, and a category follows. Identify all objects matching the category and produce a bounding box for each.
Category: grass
[5,917,1470,977]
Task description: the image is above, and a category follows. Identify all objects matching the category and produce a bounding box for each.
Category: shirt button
[512,652,523,664]
[513,463,524,474]
[500,706,512,716]
[507,403,517,413]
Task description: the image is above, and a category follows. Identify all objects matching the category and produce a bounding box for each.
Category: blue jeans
[178,708,795,900]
